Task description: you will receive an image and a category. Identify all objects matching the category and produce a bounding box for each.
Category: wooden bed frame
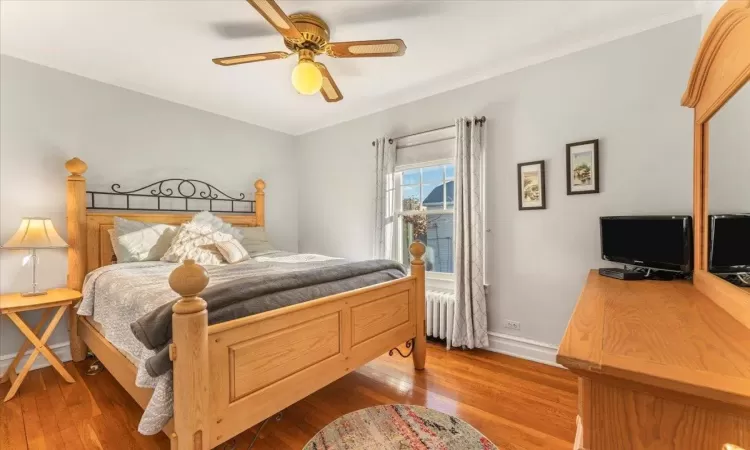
[63,157,427,450]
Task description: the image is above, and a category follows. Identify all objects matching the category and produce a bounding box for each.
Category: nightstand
[0,288,80,401]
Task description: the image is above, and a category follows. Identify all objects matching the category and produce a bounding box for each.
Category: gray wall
[295,18,701,350]
[0,55,298,359]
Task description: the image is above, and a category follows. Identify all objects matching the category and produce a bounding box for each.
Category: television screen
[600,216,692,273]
[709,214,750,274]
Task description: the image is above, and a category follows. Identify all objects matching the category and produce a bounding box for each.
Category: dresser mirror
[708,85,750,292]
[682,0,750,328]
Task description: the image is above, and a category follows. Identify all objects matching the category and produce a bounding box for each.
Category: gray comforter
[132,259,405,377]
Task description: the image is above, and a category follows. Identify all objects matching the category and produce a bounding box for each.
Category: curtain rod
[371,116,486,146]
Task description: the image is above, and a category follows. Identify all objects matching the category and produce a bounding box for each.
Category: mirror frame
[682,0,750,328]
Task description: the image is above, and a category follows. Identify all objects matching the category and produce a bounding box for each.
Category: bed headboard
[64,157,266,290]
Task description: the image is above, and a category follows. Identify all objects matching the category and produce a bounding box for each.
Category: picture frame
[566,139,600,195]
[517,160,546,210]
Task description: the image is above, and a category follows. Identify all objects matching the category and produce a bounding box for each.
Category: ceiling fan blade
[246,0,303,43]
[316,63,343,103]
[326,39,406,58]
[212,51,291,66]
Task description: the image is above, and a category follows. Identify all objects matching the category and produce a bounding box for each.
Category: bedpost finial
[409,241,426,264]
[254,179,266,193]
[65,157,88,178]
[170,260,209,314]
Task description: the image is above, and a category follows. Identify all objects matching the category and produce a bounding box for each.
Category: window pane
[402,185,421,211]
[402,169,420,185]
[400,213,454,274]
[421,182,441,209]
[445,180,454,207]
[445,164,455,179]
[422,166,443,184]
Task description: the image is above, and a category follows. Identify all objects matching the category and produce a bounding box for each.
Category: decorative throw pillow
[113,217,178,262]
[237,227,275,255]
[215,238,249,264]
[160,222,235,265]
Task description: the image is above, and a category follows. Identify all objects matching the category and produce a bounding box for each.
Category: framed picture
[517,160,546,210]
[566,139,600,195]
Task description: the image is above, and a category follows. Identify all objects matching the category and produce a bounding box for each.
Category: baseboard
[0,341,71,375]
[486,332,562,368]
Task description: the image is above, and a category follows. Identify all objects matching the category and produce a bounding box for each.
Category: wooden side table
[0,288,80,401]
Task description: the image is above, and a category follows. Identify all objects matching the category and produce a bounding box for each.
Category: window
[397,163,455,276]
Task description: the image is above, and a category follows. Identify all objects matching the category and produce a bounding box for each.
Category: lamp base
[21,291,48,297]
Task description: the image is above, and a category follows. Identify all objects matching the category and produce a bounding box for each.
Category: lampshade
[291,60,323,95]
[2,218,68,249]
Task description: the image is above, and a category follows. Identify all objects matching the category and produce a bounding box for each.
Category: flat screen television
[600,216,692,273]
[708,214,750,274]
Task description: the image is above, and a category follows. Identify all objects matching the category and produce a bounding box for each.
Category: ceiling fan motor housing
[284,13,330,54]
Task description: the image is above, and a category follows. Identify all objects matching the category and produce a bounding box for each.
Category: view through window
[398,164,455,274]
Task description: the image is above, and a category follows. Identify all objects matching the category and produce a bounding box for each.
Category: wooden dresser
[557,271,750,449]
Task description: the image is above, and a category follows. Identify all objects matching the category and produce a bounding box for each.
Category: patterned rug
[303,404,497,450]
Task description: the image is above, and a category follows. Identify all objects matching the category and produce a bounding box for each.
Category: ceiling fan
[212,0,407,102]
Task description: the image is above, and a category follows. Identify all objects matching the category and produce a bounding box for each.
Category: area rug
[303,404,497,450]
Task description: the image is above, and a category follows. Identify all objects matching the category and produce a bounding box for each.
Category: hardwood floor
[0,342,577,449]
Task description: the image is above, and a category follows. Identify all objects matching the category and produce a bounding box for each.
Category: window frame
[395,158,456,281]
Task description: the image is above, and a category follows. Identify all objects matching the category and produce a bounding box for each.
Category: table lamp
[1,218,68,296]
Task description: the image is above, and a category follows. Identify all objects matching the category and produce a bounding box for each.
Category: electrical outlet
[504,320,521,331]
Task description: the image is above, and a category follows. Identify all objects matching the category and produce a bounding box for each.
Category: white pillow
[215,238,249,264]
[161,222,235,265]
[107,228,122,263]
[113,217,178,262]
[238,227,275,255]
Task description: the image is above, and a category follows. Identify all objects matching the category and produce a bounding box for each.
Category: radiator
[426,290,455,343]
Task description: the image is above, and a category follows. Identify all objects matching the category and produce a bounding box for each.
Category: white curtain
[373,137,397,259]
[452,118,489,349]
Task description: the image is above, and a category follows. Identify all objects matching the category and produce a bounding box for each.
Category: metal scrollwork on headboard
[87,178,255,213]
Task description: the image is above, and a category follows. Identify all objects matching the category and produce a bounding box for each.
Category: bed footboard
[168,243,427,450]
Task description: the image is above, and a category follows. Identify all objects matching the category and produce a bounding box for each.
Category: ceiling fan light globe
[292,60,323,95]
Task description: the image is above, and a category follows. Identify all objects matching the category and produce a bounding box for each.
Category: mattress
[83,316,140,365]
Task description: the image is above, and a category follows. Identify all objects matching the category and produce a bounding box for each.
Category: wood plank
[19,382,45,448]
[73,419,104,450]
[351,290,410,345]
[59,426,85,450]
[38,367,75,433]
[230,312,341,400]
[0,386,27,450]
[59,362,101,421]
[0,289,78,314]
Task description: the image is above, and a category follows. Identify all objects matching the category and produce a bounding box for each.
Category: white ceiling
[0,1,699,135]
